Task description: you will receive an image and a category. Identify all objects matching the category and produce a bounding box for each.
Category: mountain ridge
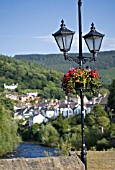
[14,50,115,72]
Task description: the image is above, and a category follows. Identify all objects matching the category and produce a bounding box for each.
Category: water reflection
[5,143,56,158]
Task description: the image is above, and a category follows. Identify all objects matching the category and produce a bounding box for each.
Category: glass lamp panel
[62,34,73,51]
[85,38,93,52]
[85,36,103,52]
[55,36,64,51]
[94,37,103,51]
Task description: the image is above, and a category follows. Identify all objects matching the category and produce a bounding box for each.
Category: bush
[0,104,20,156]
[96,138,110,150]
[39,124,60,147]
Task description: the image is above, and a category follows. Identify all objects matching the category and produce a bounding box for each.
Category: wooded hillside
[14,51,115,71]
[14,51,115,84]
[0,55,64,99]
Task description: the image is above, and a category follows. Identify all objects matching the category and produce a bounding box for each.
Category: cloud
[102,37,115,51]
[32,35,54,43]
[32,34,115,52]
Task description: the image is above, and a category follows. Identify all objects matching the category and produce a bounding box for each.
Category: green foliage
[99,68,115,85]
[85,114,96,127]
[85,104,112,150]
[67,115,78,126]
[0,53,114,99]
[0,94,14,111]
[96,116,110,129]
[0,55,64,99]
[21,128,31,141]
[96,138,110,150]
[110,123,115,137]
[14,51,115,71]
[86,127,102,150]
[30,123,41,141]
[108,79,115,112]
[85,104,109,130]
[70,132,81,150]
[57,138,72,156]
[44,151,52,157]
[91,104,108,117]
[0,104,20,156]
[14,51,115,85]
[52,114,70,136]
[18,104,112,152]
[38,123,59,147]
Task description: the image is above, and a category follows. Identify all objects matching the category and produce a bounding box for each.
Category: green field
[87,151,115,170]
[99,68,115,85]
[76,151,115,169]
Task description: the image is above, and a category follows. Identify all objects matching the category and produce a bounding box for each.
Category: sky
[0,0,115,57]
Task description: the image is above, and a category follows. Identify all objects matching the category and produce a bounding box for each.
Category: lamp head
[83,23,105,56]
[52,20,75,54]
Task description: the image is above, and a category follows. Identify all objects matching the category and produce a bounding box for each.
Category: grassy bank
[86,151,115,170]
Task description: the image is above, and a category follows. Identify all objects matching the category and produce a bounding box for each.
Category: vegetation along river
[3,143,56,159]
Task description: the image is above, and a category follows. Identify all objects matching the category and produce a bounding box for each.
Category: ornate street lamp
[52,0,104,169]
[53,21,104,64]
[52,19,75,60]
[83,22,105,60]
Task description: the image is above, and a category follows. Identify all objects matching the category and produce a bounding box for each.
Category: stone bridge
[0,155,85,170]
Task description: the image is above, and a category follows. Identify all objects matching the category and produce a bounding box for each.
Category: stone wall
[0,155,85,170]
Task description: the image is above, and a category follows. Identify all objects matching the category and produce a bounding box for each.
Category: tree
[85,114,96,127]
[39,123,59,147]
[86,126,102,150]
[108,79,115,113]
[96,138,110,150]
[57,138,72,156]
[52,114,70,136]
[0,104,20,156]
[96,116,110,129]
[0,95,14,111]
[91,104,108,117]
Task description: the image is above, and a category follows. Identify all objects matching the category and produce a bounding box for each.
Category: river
[3,143,56,159]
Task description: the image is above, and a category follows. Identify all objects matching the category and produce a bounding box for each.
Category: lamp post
[52,0,104,169]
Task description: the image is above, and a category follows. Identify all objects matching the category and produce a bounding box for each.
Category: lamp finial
[91,22,95,31]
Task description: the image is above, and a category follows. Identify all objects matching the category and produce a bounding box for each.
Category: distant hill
[14,51,115,71]
[0,55,64,99]
[14,51,115,84]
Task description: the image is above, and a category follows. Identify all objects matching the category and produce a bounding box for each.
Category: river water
[4,143,56,159]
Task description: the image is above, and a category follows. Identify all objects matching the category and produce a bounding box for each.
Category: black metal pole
[80,89,87,169]
[78,0,83,68]
[78,0,87,169]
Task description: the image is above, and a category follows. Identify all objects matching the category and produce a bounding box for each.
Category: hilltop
[14,51,115,84]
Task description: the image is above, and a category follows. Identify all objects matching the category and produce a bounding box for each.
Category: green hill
[14,51,115,84]
[0,55,64,99]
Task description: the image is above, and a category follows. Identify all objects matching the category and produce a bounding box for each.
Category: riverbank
[2,142,56,159]
[1,143,115,170]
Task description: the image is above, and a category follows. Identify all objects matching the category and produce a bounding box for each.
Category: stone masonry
[0,155,85,170]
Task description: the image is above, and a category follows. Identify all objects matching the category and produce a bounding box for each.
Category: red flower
[91,70,98,77]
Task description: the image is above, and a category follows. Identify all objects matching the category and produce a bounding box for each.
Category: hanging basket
[75,82,91,90]
[62,67,101,94]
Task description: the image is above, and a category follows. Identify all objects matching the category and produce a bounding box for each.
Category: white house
[29,113,46,126]
[4,83,18,90]
[26,92,38,97]
[73,104,87,117]
[45,109,55,118]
